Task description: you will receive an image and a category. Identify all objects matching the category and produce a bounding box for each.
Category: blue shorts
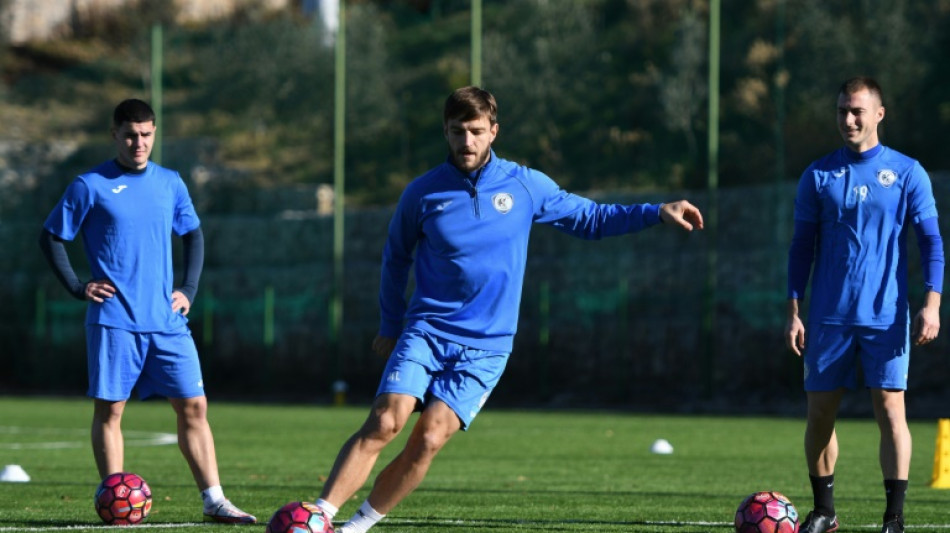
[803,322,909,391]
[86,324,206,401]
[376,328,509,430]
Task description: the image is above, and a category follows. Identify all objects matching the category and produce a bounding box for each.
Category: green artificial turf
[1,397,948,532]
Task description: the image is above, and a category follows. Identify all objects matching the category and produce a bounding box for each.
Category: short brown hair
[443,86,497,125]
[839,77,884,107]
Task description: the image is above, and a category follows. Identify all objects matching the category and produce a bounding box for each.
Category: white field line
[0,525,203,531]
[0,426,176,450]
[9,518,950,531]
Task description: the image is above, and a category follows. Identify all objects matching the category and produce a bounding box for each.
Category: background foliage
[3,0,949,206]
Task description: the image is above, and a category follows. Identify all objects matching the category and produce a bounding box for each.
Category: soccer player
[785,77,943,533]
[39,99,256,524]
[313,86,704,533]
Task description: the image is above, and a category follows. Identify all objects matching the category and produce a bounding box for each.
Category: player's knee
[361,411,406,443]
[807,406,837,425]
[421,428,451,454]
[874,400,907,430]
[806,392,841,423]
[93,400,126,424]
[405,429,449,461]
[170,396,209,421]
[363,395,416,440]
[412,416,456,455]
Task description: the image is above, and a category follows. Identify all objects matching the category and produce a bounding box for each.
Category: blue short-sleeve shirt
[44,160,200,332]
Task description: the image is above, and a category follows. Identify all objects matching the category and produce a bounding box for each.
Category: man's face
[837,88,884,152]
[112,120,155,170]
[444,115,498,173]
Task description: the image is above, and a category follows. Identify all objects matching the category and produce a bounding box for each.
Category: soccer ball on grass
[94,472,152,525]
[734,490,799,533]
[266,501,335,533]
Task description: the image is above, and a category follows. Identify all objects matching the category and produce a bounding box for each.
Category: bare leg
[169,396,220,491]
[91,399,126,478]
[871,389,911,479]
[320,394,418,508]
[805,390,843,476]
[365,400,461,514]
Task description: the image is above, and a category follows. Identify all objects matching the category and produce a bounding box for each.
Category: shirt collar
[843,143,883,161]
[114,159,149,175]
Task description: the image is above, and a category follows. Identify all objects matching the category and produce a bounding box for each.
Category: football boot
[881,515,904,533]
[203,499,257,524]
[800,511,839,533]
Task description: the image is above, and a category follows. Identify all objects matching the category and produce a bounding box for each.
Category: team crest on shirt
[877,169,897,188]
[492,193,514,214]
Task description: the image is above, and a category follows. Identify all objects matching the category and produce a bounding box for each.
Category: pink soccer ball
[266,501,335,533]
[94,472,153,525]
[735,490,799,533]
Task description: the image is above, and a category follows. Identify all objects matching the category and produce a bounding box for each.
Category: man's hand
[372,335,397,357]
[784,299,806,356]
[659,200,704,231]
[84,279,117,303]
[785,314,806,356]
[912,291,941,346]
[171,290,191,316]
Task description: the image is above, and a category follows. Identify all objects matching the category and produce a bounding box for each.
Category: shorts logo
[877,169,897,188]
[387,371,401,383]
[478,391,491,409]
[470,391,492,419]
[492,193,514,214]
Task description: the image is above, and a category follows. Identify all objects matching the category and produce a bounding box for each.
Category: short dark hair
[839,77,884,107]
[444,86,497,125]
[113,99,156,127]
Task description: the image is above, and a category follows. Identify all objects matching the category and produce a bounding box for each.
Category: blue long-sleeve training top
[787,144,944,326]
[379,150,663,352]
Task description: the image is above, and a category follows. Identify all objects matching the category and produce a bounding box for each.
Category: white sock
[341,501,385,533]
[201,485,225,509]
[315,498,338,521]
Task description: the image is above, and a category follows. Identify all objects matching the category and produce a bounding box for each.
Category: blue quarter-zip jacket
[379,151,662,352]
